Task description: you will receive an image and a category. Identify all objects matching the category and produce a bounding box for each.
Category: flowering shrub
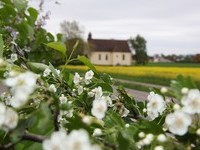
[0,1,200,150]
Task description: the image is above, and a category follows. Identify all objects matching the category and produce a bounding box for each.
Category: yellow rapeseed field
[66,65,200,81]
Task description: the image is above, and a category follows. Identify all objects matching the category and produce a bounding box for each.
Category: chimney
[88,32,92,40]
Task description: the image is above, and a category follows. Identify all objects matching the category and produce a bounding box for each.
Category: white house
[88,33,132,66]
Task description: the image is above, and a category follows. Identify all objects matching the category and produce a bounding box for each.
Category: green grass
[114,81,151,92]
[142,62,200,68]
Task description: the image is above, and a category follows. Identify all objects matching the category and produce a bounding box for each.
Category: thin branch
[0,142,14,150]
[22,132,46,143]
[54,110,59,131]
[97,138,116,150]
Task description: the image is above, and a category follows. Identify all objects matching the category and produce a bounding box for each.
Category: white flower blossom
[93,128,102,136]
[196,128,200,136]
[85,70,94,80]
[88,91,95,97]
[67,129,101,150]
[85,79,91,85]
[157,134,167,142]
[4,72,38,108]
[49,84,57,93]
[73,72,80,85]
[181,87,189,95]
[0,103,6,126]
[59,94,67,104]
[43,68,51,77]
[181,89,200,114]
[0,103,18,130]
[173,104,181,111]
[78,86,83,95]
[121,107,130,117]
[147,92,166,120]
[94,86,103,99]
[43,130,67,150]
[102,96,112,107]
[165,110,192,136]
[10,53,18,62]
[154,145,164,150]
[125,123,130,128]
[3,108,18,129]
[55,69,60,76]
[82,115,93,125]
[143,108,147,113]
[138,132,145,138]
[91,98,107,120]
[160,87,168,93]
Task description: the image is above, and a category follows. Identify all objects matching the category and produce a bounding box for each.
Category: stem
[97,138,116,150]
[22,133,46,143]
[54,110,59,131]
[61,40,79,73]
[0,133,46,149]
[0,143,14,150]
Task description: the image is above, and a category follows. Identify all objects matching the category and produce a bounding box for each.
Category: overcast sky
[29,0,200,55]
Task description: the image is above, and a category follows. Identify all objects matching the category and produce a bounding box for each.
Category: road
[124,88,148,101]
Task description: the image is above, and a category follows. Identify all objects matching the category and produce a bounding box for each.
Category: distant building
[87,33,132,66]
[153,55,173,63]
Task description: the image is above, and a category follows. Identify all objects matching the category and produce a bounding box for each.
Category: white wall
[112,52,132,66]
[90,52,132,66]
[90,52,112,65]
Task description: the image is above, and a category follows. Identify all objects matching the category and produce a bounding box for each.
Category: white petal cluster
[165,110,192,136]
[10,53,18,62]
[43,68,51,77]
[146,92,166,120]
[49,84,57,93]
[0,102,18,130]
[73,72,80,85]
[93,128,102,136]
[91,97,107,120]
[181,89,200,114]
[93,86,103,99]
[59,94,68,104]
[43,129,101,150]
[137,133,154,148]
[85,70,94,80]
[4,71,38,108]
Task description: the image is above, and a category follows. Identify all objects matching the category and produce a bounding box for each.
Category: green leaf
[28,62,48,73]
[13,0,27,11]
[29,103,54,135]
[117,131,130,150]
[45,42,66,56]
[56,33,63,42]
[27,7,38,26]
[0,34,3,58]
[96,83,113,93]
[104,110,125,128]
[77,56,97,72]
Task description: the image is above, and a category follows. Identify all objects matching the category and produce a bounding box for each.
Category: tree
[129,35,148,65]
[60,20,90,62]
[60,20,83,40]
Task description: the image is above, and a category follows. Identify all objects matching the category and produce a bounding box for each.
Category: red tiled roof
[88,39,131,53]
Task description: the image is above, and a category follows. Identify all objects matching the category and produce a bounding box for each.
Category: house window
[122,54,125,60]
[99,54,101,60]
[105,54,108,60]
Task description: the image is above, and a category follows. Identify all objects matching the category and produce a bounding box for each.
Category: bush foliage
[0,1,200,150]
